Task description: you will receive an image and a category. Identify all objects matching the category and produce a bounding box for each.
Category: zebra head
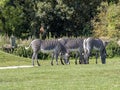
[83,51,89,64]
[64,52,70,64]
[60,50,70,65]
[100,48,107,64]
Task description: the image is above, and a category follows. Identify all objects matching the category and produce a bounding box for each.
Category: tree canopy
[0,0,120,39]
[92,1,120,39]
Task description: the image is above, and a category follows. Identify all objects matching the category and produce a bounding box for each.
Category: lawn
[0,51,31,66]
[0,51,120,90]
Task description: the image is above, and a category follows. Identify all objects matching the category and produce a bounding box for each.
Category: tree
[36,0,106,38]
[1,0,119,39]
[92,1,120,39]
[0,0,39,39]
[36,0,74,38]
[0,0,23,37]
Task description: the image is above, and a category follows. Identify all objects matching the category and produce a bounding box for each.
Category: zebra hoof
[38,64,40,66]
[51,62,53,66]
[79,61,82,64]
[75,61,77,65]
[75,63,77,65]
[61,62,64,65]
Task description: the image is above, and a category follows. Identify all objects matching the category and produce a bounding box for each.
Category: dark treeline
[0,0,119,39]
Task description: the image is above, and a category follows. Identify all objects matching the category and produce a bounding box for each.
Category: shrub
[13,46,49,60]
[13,46,31,57]
[106,41,120,58]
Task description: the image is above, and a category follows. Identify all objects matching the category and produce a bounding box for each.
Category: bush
[106,41,120,58]
[13,46,31,58]
[13,46,49,60]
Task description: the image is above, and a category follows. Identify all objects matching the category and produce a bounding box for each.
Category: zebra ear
[103,41,109,47]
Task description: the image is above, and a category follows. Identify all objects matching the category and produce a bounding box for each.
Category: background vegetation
[0,0,120,39]
[0,0,120,58]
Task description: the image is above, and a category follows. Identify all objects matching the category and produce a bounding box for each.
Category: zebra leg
[84,52,88,64]
[75,52,79,64]
[35,53,40,66]
[60,53,64,65]
[87,54,90,64]
[32,52,36,66]
[51,53,54,66]
[55,53,59,65]
[86,50,91,64]
[95,52,99,64]
[79,52,83,64]
[100,49,106,64]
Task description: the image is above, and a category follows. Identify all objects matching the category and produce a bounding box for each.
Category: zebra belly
[93,46,100,51]
[68,48,78,52]
[41,48,54,53]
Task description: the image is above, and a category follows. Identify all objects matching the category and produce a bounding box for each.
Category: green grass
[0,51,31,66]
[0,50,120,90]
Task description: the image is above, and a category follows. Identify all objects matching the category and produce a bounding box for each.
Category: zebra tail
[25,43,31,50]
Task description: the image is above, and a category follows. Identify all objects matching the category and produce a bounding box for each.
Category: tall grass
[0,35,10,46]
[0,35,33,47]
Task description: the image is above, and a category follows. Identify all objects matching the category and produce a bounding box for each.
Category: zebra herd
[25,37,107,66]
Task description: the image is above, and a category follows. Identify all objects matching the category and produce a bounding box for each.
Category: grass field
[0,51,120,90]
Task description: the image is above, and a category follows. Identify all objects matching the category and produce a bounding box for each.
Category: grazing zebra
[25,39,69,66]
[83,37,107,64]
[59,38,85,64]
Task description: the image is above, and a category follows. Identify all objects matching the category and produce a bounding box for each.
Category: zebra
[59,38,85,64]
[25,39,69,66]
[83,37,107,64]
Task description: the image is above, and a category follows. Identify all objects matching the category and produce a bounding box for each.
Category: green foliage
[0,0,24,36]
[0,0,37,38]
[36,0,75,38]
[13,46,49,60]
[13,46,31,58]
[0,0,9,7]
[0,0,120,39]
[92,1,120,39]
[36,0,103,38]
[106,41,120,57]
